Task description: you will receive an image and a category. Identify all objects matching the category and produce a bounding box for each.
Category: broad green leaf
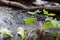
[24,17,37,24]
[43,9,48,15]
[47,13,55,16]
[43,22,53,29]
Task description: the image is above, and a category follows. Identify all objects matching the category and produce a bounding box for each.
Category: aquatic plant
[43,9,55,16]
[24,17,37,24]
[28,9,41,15]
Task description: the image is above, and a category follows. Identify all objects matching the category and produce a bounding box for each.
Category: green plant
[28,9,41,15]
[24,10,41,24]
[43,22,53,29]
[46,17,60,28]
[43,9,55,16]
[43,9,48,15]
[42,17,60,30]
[24,17,37,24]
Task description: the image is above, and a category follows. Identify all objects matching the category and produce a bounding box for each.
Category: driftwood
[0,0,42,10]
[0,0,60,11]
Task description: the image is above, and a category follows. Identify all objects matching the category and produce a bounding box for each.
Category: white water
[0,6,43,40]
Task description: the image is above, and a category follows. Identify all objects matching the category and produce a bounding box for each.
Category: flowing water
[0,6,43,40]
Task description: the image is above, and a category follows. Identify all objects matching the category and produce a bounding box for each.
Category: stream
[0,1,60,39]
[0,6,43,40]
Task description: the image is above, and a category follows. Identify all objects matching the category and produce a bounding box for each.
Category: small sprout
[0,27,13,37]
[47,13,55,16]
[28,9,41,15]
[45,17,53,21]
[35,9,41,13]
[24,17,37,24]
[28,11,35,15]
[43,9,56,16]
[43,9,48,15]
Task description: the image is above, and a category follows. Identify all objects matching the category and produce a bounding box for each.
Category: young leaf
[28,9,41,15]
[43,9,48,15]
[47,13,55,16]
[43,22,53,29]
[28,11,35,15]
[35,9,41,13]
[24,17,37,24]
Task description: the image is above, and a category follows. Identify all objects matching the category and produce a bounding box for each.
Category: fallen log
[0,0,60,11]
[0,0,42,10]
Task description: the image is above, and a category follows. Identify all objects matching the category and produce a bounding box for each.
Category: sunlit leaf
[35,9,41,13]
[43,22,53,29]
[47,13,55,16]
[43,9,48,15]
[24,17,37,24]
[28,9,41,15]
